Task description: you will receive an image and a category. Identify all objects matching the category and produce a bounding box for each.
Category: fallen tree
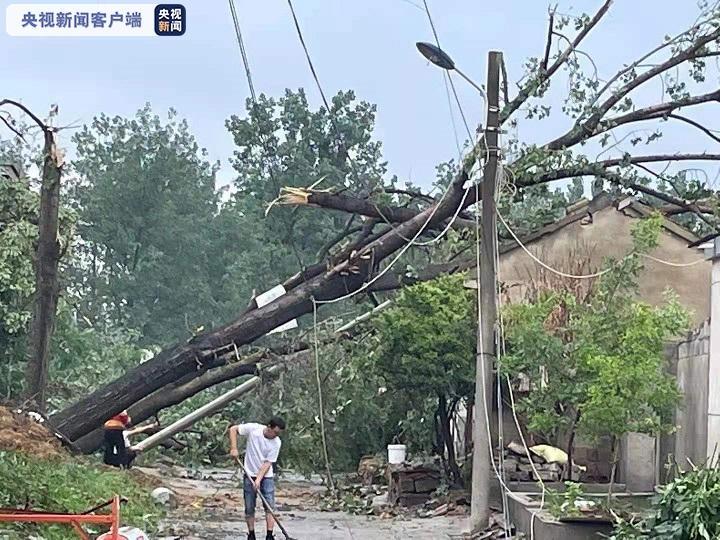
[52,0,720,444]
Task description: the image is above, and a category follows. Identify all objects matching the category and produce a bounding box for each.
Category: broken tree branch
[540,6,557,74]
[276,188,475,230]
[666,113,720,144]
[52,160,472,441]
[502,0,613,122]
[546,26,720,150]
[594,89,720,137]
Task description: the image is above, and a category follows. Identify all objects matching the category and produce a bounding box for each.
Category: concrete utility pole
[470,50,502,533]
[704,236,720,462]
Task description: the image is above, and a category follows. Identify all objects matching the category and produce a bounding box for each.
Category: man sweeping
[229,417,286,540]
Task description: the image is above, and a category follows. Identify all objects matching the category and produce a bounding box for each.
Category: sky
[1,0,718,191]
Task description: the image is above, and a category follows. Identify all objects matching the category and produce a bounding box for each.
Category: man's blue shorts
[243,476,276,518]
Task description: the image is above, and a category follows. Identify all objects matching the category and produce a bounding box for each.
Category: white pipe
[131,365,281,453]
[131,300,390,453]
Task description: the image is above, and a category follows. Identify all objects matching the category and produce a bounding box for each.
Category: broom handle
[236,458,292,539]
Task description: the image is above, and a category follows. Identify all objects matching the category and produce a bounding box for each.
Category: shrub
[0,451,162,540]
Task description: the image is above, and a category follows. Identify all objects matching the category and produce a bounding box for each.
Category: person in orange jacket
[103,411,156,468]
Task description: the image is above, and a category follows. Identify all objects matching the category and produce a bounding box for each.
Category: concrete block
[533,469,560,482]
[414,477,440,493]
[623,432,656,492]
[398,493,430,507]
[398,476,415,493]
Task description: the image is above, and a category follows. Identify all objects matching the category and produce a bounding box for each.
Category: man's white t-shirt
[236,422,282,477]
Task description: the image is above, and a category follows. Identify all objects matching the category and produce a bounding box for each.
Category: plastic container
[388,444,407,464]
[98,527,147,540]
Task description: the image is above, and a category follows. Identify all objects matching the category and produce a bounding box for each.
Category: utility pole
[470,50,502,533]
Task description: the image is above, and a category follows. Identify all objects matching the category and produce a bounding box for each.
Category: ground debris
[316,481,392,516]
[456,512,517,539]
[0,405,63,458]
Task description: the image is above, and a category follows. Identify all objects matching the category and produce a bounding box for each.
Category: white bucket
[388,444,407,464]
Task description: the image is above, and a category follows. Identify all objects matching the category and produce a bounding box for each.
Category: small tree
[369,274,475,485]
[502,214,690,481]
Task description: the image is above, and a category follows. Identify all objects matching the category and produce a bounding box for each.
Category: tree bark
[72,351,303,453]
[464,398,474,458]
[565,411,580,481]
[25,128,63,413]
[438,394,462,486]
[51,165,470,442]
[300,191,475,230]
[70,258,463,454]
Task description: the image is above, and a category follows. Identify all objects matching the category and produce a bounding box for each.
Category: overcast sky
[2,0,718,190]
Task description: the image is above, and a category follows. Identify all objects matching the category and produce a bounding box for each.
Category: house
[453,194,712,485]
[497,193,711,325]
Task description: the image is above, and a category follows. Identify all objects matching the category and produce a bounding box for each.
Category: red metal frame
[0,495,121,540]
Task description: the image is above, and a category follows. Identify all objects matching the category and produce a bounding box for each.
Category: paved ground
[163,508,468,539]
[139,467,469,540]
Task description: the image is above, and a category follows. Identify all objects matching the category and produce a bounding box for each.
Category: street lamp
[416,42,486,97]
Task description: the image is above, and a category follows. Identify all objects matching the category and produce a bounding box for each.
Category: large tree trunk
[25,129,63,413]
[73,350,308,453]
[51,169,470,443]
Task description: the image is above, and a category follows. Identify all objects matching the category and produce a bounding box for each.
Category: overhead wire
[420,1,513,533]
[286,0,334,118]
[312,297,336,495]
[495,162,547,540]
[284,0,474,305]
[497,207,707,279]
[228,0,257,103]
[448,74,475,142]
[443,71,463,157]
[422,0,474,142]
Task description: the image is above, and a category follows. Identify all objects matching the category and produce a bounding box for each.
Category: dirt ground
[0,406,63,459]
[140,466,470,540]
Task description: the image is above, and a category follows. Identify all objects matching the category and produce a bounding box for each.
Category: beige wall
[496,206,711,325]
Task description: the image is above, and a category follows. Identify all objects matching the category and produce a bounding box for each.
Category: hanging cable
[286,0,333,114]
[640,253,707,267]
[497,210,612,280]
[443,70,463,158]
[228,0,257,103]
[422,0,474,141]
[492,147,511,537]
[497,206,707,279]
[312,297,336,495]
[495,160,547,540]
[448,74,474,141]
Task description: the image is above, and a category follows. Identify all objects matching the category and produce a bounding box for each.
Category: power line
[285,0,335,119]
[496,208,706,279]
[283,0,472,297]
[228,0,256,103]
[448,74,474,141]
[422,0,474,140]
[443,71,463,157]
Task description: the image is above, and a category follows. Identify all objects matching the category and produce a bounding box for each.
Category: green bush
[0,451,162,540]
[611,464,720,539]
